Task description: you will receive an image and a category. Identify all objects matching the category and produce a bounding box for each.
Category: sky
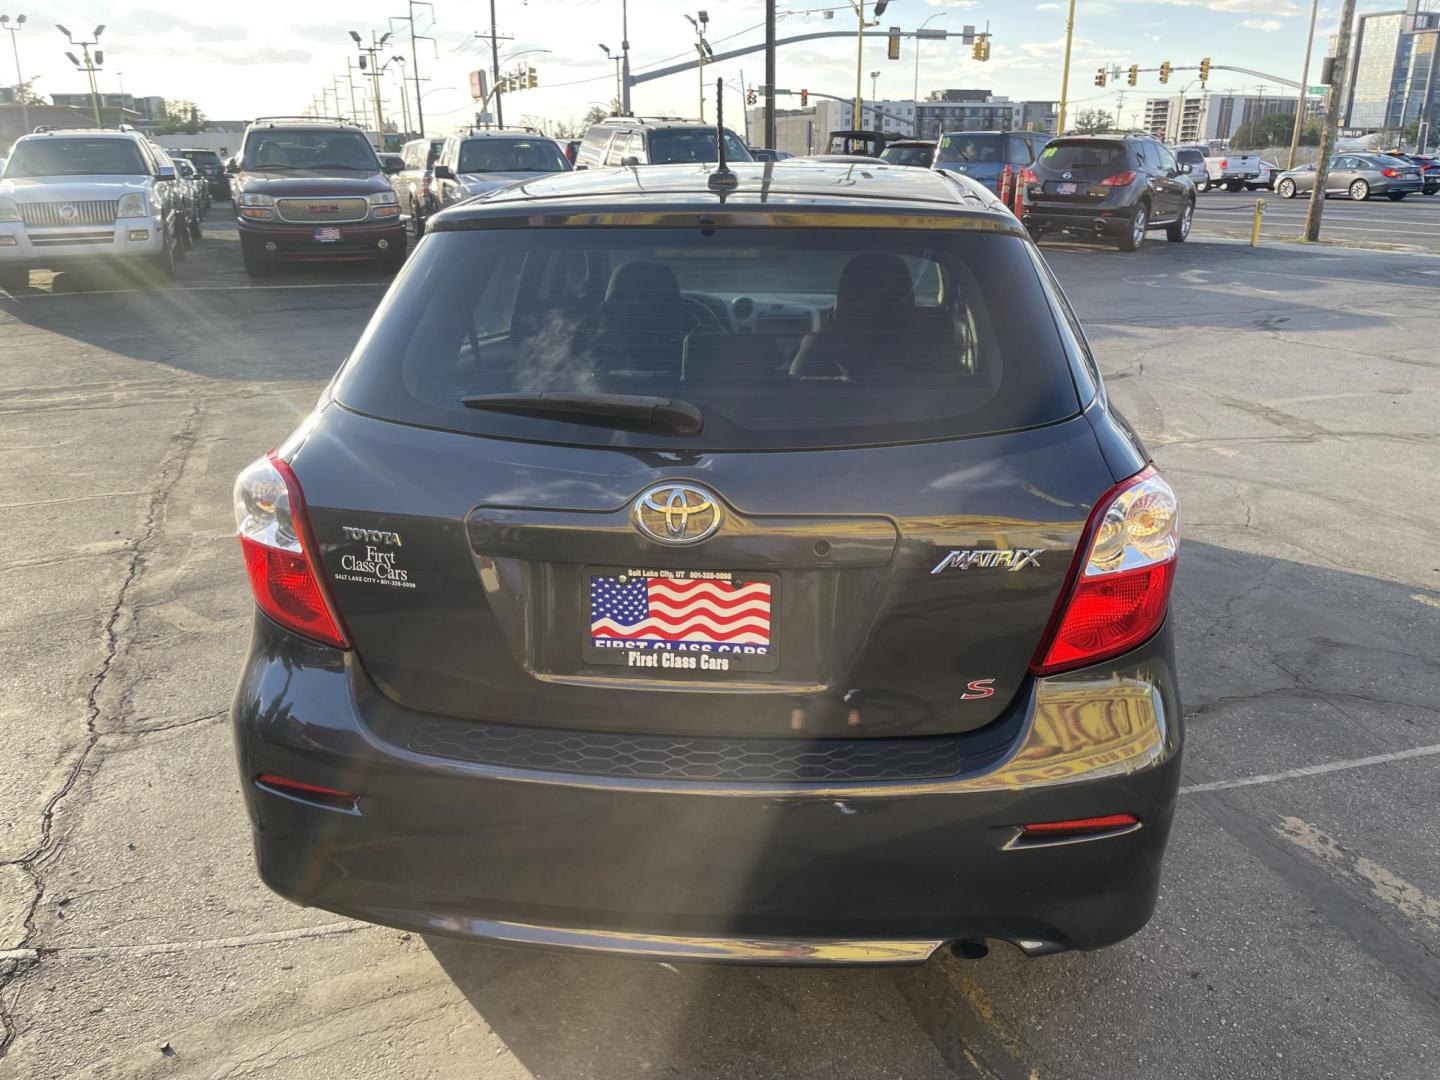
[8,0,1414,132]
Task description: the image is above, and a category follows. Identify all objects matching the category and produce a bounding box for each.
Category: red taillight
[1031,465,1179,676]
[1095,170,1137,187]
[1382,168,1398,178]
[1218,158,1227,169]
[234,452,349,649]
[1021,813,1139,839]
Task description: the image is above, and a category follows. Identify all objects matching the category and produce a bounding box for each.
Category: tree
[155,100,206,135]
[9,80,45,106]
[1230,110,1301,149]
[1071,108,1114,134]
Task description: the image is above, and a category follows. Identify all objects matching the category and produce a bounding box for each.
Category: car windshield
[4,138,147,178]
[185,151,222,167]
[934,134,1004,165]
[333,227,1080,451]
[458,139,569,173]
[879,145,935,166]
[1036,141,1128,171]
[647,129,753,164]
[244,130,378,171]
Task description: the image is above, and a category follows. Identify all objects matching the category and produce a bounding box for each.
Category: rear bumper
[237,219,406,262]
[1023,201,1135,236]
[0,218,167,264]
[232,616,1183,964]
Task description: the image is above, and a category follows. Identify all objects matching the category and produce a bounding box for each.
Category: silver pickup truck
[0,129,187,291]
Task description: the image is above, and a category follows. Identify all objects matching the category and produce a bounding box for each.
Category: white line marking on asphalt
[2,282,387,299]
[1180,743,1440,795]
[0,920,367,963]
[1411,593,1440,609]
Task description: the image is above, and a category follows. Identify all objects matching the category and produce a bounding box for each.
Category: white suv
[0,129,186,290]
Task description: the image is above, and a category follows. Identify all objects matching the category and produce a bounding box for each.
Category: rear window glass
[5,138,147,178]
[935,134,1004,166]
[184,150,222,166]
[879,144,934,167]
[459,139,569,173]
[1037,141,1128,171]
[648,129,751,164]
[1175,148,1205,165]
[334,228,1079,451]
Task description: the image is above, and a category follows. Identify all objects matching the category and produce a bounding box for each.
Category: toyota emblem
[633,483,723,545]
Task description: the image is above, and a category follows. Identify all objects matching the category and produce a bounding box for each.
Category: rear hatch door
[1033,139,1131,201]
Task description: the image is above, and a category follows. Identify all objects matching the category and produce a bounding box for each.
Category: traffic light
[1198,56,1211,82]
[1159,61,1171,83]
[1127,64,1138,87]
[887,25,900,61]
[746,88,757,105]
[800,88,808,106]
[526,65,537,89]
[971,38,990,61]
[1094,66,1107,87]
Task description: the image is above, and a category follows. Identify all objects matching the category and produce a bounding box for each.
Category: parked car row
[1275,153,1429,201]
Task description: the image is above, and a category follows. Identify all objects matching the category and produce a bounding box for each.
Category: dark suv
[169,148,229,200]
[1023,133,1196,252]
[231,117,406,276]
[230,160,1183,965]
[574,116,753,169]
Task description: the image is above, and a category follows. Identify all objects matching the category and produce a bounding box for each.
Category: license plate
[313,227,342,243]
[584,567,779,673]
[1055,182,1078,195]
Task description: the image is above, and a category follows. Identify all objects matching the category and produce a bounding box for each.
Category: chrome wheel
[1278,178,1296,199]
[1350,179,1369,200]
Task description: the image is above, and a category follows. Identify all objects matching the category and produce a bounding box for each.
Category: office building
[1343,1,1440,135]
[747,92,1027,156]
[1143,93,1312,143]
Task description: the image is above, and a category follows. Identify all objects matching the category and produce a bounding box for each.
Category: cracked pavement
[0,221,1437,1078]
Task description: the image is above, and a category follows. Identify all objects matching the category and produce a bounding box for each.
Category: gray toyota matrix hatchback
[232,154,1182,964]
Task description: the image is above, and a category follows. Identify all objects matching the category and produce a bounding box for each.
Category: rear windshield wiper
[462,391,703,435]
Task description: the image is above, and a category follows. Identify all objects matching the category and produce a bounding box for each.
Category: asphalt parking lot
[1190,186,1440,252]
[0,214,1437,1079]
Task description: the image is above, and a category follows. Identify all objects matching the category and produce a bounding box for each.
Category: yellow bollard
[1250,197,1266,247]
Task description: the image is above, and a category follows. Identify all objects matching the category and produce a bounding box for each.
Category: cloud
[125,9,247,43]
[1152,0,1297,12]
[196,44,313,65]
[1241,17,1284,29]
[1035,2,1060,8]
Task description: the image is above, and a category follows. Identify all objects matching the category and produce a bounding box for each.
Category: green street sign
[1308,85,1328,96]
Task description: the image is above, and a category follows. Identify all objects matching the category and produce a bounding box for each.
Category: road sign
[469,70,488,100]
[1308,85,1328,96]
[916,28,948,39]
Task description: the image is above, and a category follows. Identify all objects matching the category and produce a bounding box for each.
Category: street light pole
[685,11,711,122]
[620,0,632,114]
[764,0,776,148]
[853,0,865,128]
[1056,0,1077,134]
[57,24,104,127]
[870,69,879,127]
[913,12,945,104]
[1287,0,1320,169]
[1304,0,1356,242]
[600,44,622,108]
[1,15,28,134]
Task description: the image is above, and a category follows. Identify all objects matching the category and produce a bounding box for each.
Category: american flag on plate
[590,575,772,648]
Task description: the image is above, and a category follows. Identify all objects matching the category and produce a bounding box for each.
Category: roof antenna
[708,76,738,193]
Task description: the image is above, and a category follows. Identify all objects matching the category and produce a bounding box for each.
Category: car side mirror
[224,160,238,174]
[156,165,176,181]
[620,155,640,168]
[383,157,404,175]
[433,163,454,180]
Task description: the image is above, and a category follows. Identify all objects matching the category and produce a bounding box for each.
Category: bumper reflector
[1020,813,1139,839]
[255,773,358,811]
[128,229,150,242]
[0,236,16,247]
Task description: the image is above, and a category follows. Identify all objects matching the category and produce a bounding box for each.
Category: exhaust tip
[949,940,989,960]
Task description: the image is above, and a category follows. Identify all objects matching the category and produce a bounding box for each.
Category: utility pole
[599,44,621,109]
[1,14,28,135]
[1288,0,1320,169]
[56,24,104,127]
[621,0,632,114]
[853,0,865,128]
[488,0,503,128]
[763,0,776,148]
[1305,0,1356,243]
[392,0,433,136]
[1056,0,1077,134]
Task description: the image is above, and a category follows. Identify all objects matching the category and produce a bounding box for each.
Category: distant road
[1191,187,1440,252]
